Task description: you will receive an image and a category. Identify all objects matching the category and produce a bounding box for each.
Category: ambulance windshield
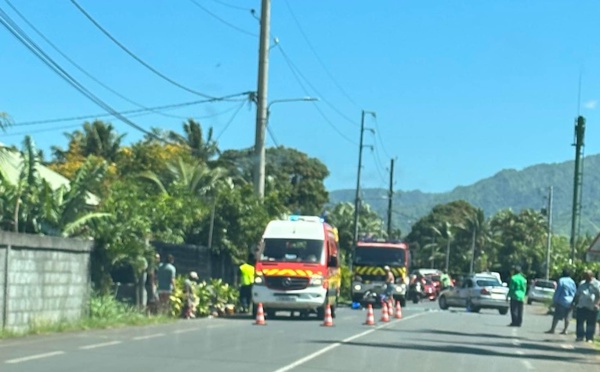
[261,238,324,263]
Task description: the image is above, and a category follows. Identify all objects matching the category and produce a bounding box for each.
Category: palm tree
[462,208,494,274]
[52,121,124,163]
[168,119,219,163]
[432,222,453,272]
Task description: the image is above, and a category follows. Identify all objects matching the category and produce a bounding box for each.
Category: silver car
[438,274,509,315]
[527,279,556,305]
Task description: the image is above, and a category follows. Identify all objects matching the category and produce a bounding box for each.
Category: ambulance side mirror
[327,256,338,267]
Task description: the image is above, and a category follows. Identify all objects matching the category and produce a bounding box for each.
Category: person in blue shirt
[546,269,576,334]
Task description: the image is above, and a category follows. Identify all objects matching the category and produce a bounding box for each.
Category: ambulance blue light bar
[288,215,324,223]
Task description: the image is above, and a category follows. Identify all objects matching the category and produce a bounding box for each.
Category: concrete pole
[353,111,367,248]
[545,186,553,280]
[253,0,271,199]
[386,158,395,239]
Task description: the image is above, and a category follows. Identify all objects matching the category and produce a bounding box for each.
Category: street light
[253,96,319,199]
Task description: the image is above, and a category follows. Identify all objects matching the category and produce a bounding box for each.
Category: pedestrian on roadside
[507,265,527,327]
[157,254,176,315]
[546,268,576,334]
[145,253,160,315]
[440,270,453,289]
[239,255,255,313]
[384,265,395,303]
[182,271,198,319]
[573,270,600,342]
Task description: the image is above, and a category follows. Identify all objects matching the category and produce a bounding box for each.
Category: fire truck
[252,215,341,319]
[351,239,410,307]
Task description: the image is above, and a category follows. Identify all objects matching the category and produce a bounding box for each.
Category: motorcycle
[361,284,392,308]
[409,281,424,303]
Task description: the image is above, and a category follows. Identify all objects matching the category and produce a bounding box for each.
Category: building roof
[0,146,99,205]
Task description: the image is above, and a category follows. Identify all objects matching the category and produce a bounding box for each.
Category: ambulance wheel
[251,305,257,318]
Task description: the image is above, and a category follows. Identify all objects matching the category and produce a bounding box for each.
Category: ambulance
[252,215,341,319]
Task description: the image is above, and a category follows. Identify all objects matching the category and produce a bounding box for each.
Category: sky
[1,0,600,194]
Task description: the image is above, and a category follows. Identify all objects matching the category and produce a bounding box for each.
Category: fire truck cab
[252,215,341,319]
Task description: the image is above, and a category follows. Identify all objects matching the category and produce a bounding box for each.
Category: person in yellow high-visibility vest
[239,255,255,313]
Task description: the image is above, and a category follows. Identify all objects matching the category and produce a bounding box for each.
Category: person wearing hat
[507,265,527,327]
[384,265,395,302]
[183,271,199,319]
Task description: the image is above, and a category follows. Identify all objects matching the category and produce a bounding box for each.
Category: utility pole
[352,110,375,250]
[545,186,553,280]
[253,0,271,199]
[570,115,585,263]
[386,158,395,239]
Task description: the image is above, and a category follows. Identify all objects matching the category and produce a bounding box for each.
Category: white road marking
[173,328,200,334]
[561,344,575,349]
[512,338,521,345]
[272,312,428,372]
[132,333,164,341]
[516,350,524,355]
[5,351,65,364]
[79,340,122,350]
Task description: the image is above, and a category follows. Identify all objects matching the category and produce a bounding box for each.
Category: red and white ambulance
[252,215,341,319]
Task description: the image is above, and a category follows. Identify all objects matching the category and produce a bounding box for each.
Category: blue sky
[1,0,599,194]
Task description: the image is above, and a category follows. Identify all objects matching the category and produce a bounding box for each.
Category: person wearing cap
[384,265,395,302]
[507,265,527,327]
[183,271,199,319]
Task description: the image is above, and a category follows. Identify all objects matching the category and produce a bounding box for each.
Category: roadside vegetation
[1,118,599,332]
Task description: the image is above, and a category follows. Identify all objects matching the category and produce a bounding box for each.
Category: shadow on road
[387,328,530,340]
[310,340,596,364]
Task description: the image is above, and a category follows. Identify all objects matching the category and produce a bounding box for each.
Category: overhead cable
[188,0,257,37]
[69,0,225,99]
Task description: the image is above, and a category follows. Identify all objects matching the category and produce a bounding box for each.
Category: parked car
[438,274,509,315]
[527,279,556,305]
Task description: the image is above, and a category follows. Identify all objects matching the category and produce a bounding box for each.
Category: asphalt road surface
[1,301,598,371]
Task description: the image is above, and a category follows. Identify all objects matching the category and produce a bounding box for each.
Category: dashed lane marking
[132,333,164,341]
[79,340,122,350]
[5,351,65,364]
[272,312,429,372]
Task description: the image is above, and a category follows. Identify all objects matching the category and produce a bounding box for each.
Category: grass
[0,294,173,340]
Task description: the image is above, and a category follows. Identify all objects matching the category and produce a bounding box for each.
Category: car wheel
[527,298,532,305]
[499,308,508,315]
[439,295,448,310]
[400,297,407,308]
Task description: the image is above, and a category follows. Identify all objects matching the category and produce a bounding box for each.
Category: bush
[170,276,239,318]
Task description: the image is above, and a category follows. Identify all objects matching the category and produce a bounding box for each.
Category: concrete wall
[0,231,93,333]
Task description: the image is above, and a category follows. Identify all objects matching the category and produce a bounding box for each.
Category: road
[1,301,597,371]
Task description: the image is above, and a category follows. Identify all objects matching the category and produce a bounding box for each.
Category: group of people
[507,266,600,342]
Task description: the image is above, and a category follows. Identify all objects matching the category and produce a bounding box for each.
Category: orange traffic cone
[321,304,334,327]
[364,304,375,325]
[394,300,403,319]
[380,302,390,322]
[254,303,266,325]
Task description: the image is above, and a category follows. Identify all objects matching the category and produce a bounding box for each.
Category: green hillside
[329,154,600,237]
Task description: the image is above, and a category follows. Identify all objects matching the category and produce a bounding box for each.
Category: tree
[168,119,219,163]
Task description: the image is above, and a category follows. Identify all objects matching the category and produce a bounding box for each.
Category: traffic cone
[364,304,375,325]
[380,302,390,322]
[394,300,403,319]
[321,304,334,327]
[254,303,266,325]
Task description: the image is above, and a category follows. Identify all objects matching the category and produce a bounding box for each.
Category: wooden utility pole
[386,158,395,238]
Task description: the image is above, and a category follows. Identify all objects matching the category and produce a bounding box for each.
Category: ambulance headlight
[309,277,323,286]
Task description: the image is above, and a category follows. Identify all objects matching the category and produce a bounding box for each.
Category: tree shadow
[387,328,530,340]
[310,340,595,364]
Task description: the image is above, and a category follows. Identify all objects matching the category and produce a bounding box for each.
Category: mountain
[329,154,600,237]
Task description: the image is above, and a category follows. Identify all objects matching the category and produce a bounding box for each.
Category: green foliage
[170,277,239,318]
[89,293,143,322]
[330,154,600,237]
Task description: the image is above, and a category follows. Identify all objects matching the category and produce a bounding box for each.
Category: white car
[527,279,556,305]
[438,274,509,315]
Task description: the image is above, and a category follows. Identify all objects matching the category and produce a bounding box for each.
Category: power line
[2,124,82,137]
[370,146,388,186]
[277,45,360,128]
[11,97,250,127]
[4,0,189,121]
[210,0,251,12]
[277,45,357,145]
[188,0,257,37]
[0,7,162,140]
[283,0,360,109]
[372,116,393,159]
[214,101,247,141]
[69,0,223,99]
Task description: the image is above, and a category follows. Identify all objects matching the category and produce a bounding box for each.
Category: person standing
[384,265,395,303]
[146,253,160,314]
[440,270,453,289]
[546,269,576,334]
[507,265,527,327]
[157,254,176,315]
[239,256,255,313]
[573,270,600,342]
[183,271,198,319]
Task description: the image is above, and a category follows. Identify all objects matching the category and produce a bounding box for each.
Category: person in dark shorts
[546,269,576,334]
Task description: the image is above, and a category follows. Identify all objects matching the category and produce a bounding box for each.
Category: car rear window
[535,280,555,289]
[476,279,501,287]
